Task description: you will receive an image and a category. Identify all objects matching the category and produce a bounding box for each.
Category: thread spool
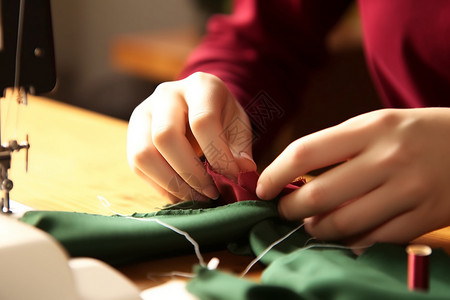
[406,244,431,291]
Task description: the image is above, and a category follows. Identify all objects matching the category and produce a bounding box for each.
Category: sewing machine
[0,1,151,299]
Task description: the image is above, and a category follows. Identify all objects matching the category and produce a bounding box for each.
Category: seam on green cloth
[132,200,277,218]
[19,200,280,265]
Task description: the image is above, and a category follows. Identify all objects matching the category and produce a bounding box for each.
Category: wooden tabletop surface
[9,95,166,215]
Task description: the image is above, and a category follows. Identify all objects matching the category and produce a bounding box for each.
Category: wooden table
[6,95,450,292]
[8,95,166,215]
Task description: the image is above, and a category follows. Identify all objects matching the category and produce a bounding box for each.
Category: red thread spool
[406,244,432,291]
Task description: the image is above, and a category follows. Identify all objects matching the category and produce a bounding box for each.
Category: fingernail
[239,151,252,160]
[303,217,313,225]
[303,217,316,230]
[193,193,211,203]
[204,184,220,200]
[239,151,256,167]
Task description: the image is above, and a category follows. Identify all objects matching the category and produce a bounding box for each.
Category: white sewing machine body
[0,211,142,300]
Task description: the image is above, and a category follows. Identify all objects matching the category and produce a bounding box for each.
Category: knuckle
[398,173,429,204]
[188,71,219,85]
[153,81,176,96]
[376,139,414,170]
[127,145,153,170]
[370,109,403,130]
[287,139,310,163]
[301,183,326,212]
[152,125,177,149]
[377,143,405,168]
[188,71,207,82]
[190,111,215,133]
[328,214,352,237]
[186,72,227,99]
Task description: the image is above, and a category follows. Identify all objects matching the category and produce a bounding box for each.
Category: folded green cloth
[19,200,279,265]
[187,219,450,300]
[20,200,450,299]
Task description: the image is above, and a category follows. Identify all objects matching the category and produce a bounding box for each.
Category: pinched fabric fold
[205,161,306,204]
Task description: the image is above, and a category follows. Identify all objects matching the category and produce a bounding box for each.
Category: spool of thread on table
[406,244,432,292]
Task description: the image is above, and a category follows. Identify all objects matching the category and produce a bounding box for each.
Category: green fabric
[20,200,450,299]
[187,219,450,300]
[188,265,303,300]
[19,200,279,265]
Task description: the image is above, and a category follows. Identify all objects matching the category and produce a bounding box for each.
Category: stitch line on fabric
[132,200,277,219]
[98,196,207,267]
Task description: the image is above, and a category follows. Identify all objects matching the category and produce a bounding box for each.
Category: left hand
[256,108,450,246]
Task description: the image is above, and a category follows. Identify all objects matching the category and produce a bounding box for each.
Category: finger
[257,118,372,200]
[127,103,209,202]
[182,74,241,177]
[151,89,220,199]
[190,115,240,178]
[235,151,257,173]
[277,149,388,220]
[343,209,433,247]
[347,194,450,248]
[132,167,180,203]
[303,177,418,241]
[134,147,210,202]
[184,95,256,173]
[220,102,255,172]
[215,114,256,173]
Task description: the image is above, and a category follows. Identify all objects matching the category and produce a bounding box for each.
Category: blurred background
[47,0,228,120]
[46,0,381,158]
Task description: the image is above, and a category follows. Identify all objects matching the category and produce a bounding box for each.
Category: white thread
[97,195,112,208]
[240,223,373,277]
[97,195,206,267]
[240,222,305,277]
[146,271,195,281]
[303,236,317,246]
[302,243,372,252]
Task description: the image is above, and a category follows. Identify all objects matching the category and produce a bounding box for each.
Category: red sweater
[180,0,450,141]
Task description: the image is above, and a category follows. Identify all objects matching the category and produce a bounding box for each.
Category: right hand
[127,72,257,202]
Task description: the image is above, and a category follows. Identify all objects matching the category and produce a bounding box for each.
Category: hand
[256,108,450,246]
[127,72,256,202]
